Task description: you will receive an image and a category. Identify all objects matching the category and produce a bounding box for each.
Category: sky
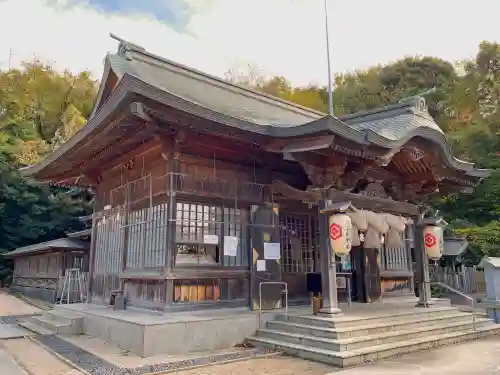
[0,0,499,87]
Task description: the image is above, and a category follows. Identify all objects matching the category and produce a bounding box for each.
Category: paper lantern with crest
[328,213,353,255]
[423,225,443,260]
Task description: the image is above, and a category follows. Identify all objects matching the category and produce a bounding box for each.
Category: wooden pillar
[120,186,130,291]
[415,222,433,306]
[85,173,102,303]
[318,199,342,315]
[406,225,416,297]
[163,133,180,308]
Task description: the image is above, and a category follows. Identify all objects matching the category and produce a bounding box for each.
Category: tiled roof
[4,238,89,258]
[21,36,489,180]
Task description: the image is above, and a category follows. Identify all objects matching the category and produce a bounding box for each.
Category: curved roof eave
[262,115,489,179]
[22,73,490,181]
[129,77,489,179]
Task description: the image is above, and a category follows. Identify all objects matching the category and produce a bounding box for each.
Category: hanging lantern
[423,225,444,260]
[329,213,353,255]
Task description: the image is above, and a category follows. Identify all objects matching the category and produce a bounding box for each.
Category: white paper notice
[203,234,219,245]
[256,259,266,271]
[223,236,239,257]
[264,242,281,260]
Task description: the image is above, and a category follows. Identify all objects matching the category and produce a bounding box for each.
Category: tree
[0,61,96,282]
[0,153,93,255]
[0,61,97,164]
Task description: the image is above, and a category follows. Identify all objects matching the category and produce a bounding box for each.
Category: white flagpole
[324,0,333,116]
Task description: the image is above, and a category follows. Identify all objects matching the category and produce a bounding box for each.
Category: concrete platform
[52,303,298,357]
[38,297,488,364]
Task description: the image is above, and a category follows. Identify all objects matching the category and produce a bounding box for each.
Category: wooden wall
[90,143,416,310]
[13,252,62,303]
[14,253,61,279]
[13,251,90,302]
[90,146,268,309]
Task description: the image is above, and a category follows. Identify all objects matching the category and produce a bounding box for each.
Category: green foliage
[0,61,97,164]
[454,221,500,258]
[0,61,96,280]
[435,170,500,226]
[0,157,93,253]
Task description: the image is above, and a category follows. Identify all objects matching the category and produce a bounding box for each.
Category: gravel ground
[36,334,281,375]
[62,334,258,368]
[166,356,336,375]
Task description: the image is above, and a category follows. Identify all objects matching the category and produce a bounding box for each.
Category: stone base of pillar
[416,299,435,307]
[319,307,343,317]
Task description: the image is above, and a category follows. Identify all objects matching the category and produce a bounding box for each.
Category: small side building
[7,226,91,303]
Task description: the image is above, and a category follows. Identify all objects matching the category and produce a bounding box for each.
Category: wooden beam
[84,140,160,177]
[270,181,420,216]
[326,189,420,216]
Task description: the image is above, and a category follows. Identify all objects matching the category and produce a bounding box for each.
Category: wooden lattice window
[174,201,249,267]
[280,213,314,273]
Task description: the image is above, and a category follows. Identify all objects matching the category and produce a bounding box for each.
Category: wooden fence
[430,266,485,295]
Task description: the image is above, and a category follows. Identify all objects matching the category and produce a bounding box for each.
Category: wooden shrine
[22,36,488,312]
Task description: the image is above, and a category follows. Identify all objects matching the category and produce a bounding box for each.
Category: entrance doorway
[350,246,382,303]
[279,211,315,304]
[278,210,358,305]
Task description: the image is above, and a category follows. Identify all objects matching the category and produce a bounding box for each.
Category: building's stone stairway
[18,309,83,335]
[247,306,500,367]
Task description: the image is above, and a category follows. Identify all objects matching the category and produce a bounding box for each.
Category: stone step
[18,321,55,336]
[275,306,458,329]
[267,311,475,339]
[256,317,492,351]
[248,323,500,367]
[30,316,71,335]
[45,309,83,333]
[47,309,84,323]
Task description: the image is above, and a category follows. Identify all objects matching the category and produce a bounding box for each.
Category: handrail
[425,281,476,332]
[258,281,288,328]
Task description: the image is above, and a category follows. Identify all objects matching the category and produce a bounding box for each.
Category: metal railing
[425,281,476,332]
[258,281,288,328]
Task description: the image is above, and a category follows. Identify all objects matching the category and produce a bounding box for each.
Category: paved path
[0,348,27,375]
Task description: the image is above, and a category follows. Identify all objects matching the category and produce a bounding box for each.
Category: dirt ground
[0,291,41,316]
[168,356,336,375]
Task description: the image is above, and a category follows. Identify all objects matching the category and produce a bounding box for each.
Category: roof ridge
[113,36,326,119]
[338,101,412,122]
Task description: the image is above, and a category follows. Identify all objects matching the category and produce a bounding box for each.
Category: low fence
[430,266,485,295]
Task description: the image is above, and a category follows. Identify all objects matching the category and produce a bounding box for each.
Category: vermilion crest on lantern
[424,232,437,248]
[330,223,342,240]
